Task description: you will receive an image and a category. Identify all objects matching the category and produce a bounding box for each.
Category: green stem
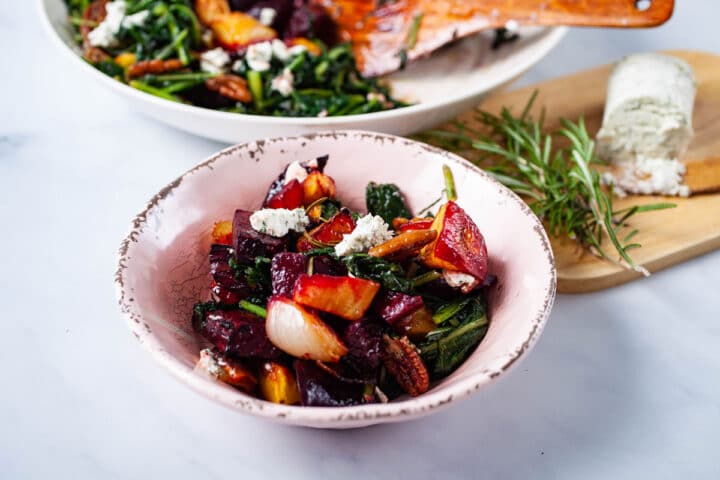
[443,165,457,201]
[239,300,267,319]
[155,28,189,62]
[129,80,182,102]
[411,270,442,288]
[247,70,264,110]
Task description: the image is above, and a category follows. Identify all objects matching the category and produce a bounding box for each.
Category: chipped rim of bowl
[114,130,557,425]
[38,0,567,127]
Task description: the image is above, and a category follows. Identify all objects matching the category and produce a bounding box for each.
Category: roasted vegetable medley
[63,0,406,116]
[191,157,494,406]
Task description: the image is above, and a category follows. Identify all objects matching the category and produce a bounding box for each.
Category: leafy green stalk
[239,300,267,318]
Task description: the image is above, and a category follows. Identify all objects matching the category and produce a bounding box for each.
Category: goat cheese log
[597,53,697,197]
[597,53,696,163]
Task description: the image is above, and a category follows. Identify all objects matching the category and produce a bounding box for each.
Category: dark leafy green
[420,293,489,377]
[342,254,411,293]
[365,182,411,224]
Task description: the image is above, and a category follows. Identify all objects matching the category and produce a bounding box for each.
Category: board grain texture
[459,50,720,293]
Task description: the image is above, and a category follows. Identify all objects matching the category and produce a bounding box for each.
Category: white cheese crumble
[271,68,295,96]
[271,39,290,61]
[88,1,149,47]
[194,349,221,378]
[366,92,386,103]
[283,161,308,185]
[200,47,231,74]
[596,53,696,197]
[602,156,690,197]
[259,7,277,26]
[250,208,310,237]
[88,0,127,48]
[334,215,393,257]
[246,41,273,72]
[442,270,479,293]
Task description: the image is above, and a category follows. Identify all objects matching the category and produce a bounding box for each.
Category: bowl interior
[116,132,556,428]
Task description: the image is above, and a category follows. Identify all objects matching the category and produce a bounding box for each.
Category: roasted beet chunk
[294,360,366,407]
[343,318,387,375]
[310,254,347,276]
[233,209,287,264]
[263,157,329,206]
[247,0,293,31]
[271,252,308,297]
[196,309,283,359]
[286,4,337,46]
[373,291,424,324]
[265,179,304,209]
[210,244,251,304]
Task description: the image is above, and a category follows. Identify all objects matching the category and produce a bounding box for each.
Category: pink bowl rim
[114,130,557,426]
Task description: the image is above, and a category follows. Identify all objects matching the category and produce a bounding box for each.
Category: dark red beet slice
[263,156,329,206]
[197,310,282,359]
[233,209,287,264]
[210,244,251,304]
[294,360,365,407]
[271,252,308,297]
[343,318,387,375]
[285,4,337,45]
[310,254,347,276]
[372,291,424,324]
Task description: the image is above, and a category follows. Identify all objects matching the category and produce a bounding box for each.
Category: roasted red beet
[271,252,308,297]
[343,318,387,375]
[265,179,304,209]
[296,208,355,252]
[309,254,347,276]
[210,244,251,304]
[372,291,424,324]
[263,156,328,206]
[246,0,293,31]
[294,359,366,407]
[233,209,287,264]
[285,3,337,46]
[197,309,283,359]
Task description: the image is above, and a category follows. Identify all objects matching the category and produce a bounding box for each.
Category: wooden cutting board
[450,50,720,293]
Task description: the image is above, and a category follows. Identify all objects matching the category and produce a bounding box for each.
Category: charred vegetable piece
[195,308,283,359]
[210,12,276,49]
[308,254,347,276]
[372,291,424,324]
[393,306,436,342]
[265,179,305,209]
[302,171,336,205]
[271,252,308,297]
[259,361,301,405]
[296,208,355,252]
[366,182,411,225]
[419,201,488,282]
[195,349,257,393]
[210,244,251,304]
[263,157,328,205]
[196,0,231,25]
[233,209,288,264]
[398,218,434,232]
[293,274,380,321]
[368,229,436,260]
[343,318,387,375]
[382,335,430,397]
[212,220,234,245]
[266,296,348,362]
[294,360,366,407]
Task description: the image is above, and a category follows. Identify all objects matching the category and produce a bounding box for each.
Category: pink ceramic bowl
[115,131,556,428]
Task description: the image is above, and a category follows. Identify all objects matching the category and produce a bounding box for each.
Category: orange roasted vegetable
[211,220,233,245]
[259,362,301,405]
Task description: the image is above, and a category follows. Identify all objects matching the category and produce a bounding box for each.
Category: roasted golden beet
[293,274,380,321]
[210,12,276,49]
[302,171,336,205]
[211,220,233,245]
[259,362,301,405]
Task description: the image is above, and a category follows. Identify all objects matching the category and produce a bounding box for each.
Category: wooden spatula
[314,0,675,77]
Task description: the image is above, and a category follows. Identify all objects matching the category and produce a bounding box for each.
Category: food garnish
[190,158,493,406]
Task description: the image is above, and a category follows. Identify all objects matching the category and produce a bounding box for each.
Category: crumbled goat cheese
[366,92,386,103]
[246,41,273,72]
[202,28,214,45]
[200,47,231,74]
[288,44,307,56]
[87,0,127,47]
[271,68,295,96]
[602,156,690,197]
[443,270,479,293]
[271,39,290,61]
[259,7,277,26]
[284,161,308,185]
[122,9,149,28]
[194,349,221,378]
[250,208,310,237]
[334,215,394,256]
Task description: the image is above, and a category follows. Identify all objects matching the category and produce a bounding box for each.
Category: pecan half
[382,335,429,397]
[126,59,185,78]
[368,229,437,259]
[84,46,110,63]
[206,74,252,103]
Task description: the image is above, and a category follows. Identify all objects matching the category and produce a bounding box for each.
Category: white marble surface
[2,1,719,478]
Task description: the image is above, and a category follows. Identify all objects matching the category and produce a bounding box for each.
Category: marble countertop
[2,1,718,478]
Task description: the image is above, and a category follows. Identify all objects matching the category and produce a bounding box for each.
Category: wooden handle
[486,0,674,28]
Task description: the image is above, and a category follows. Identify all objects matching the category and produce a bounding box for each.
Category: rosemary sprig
[428,92,675,275]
